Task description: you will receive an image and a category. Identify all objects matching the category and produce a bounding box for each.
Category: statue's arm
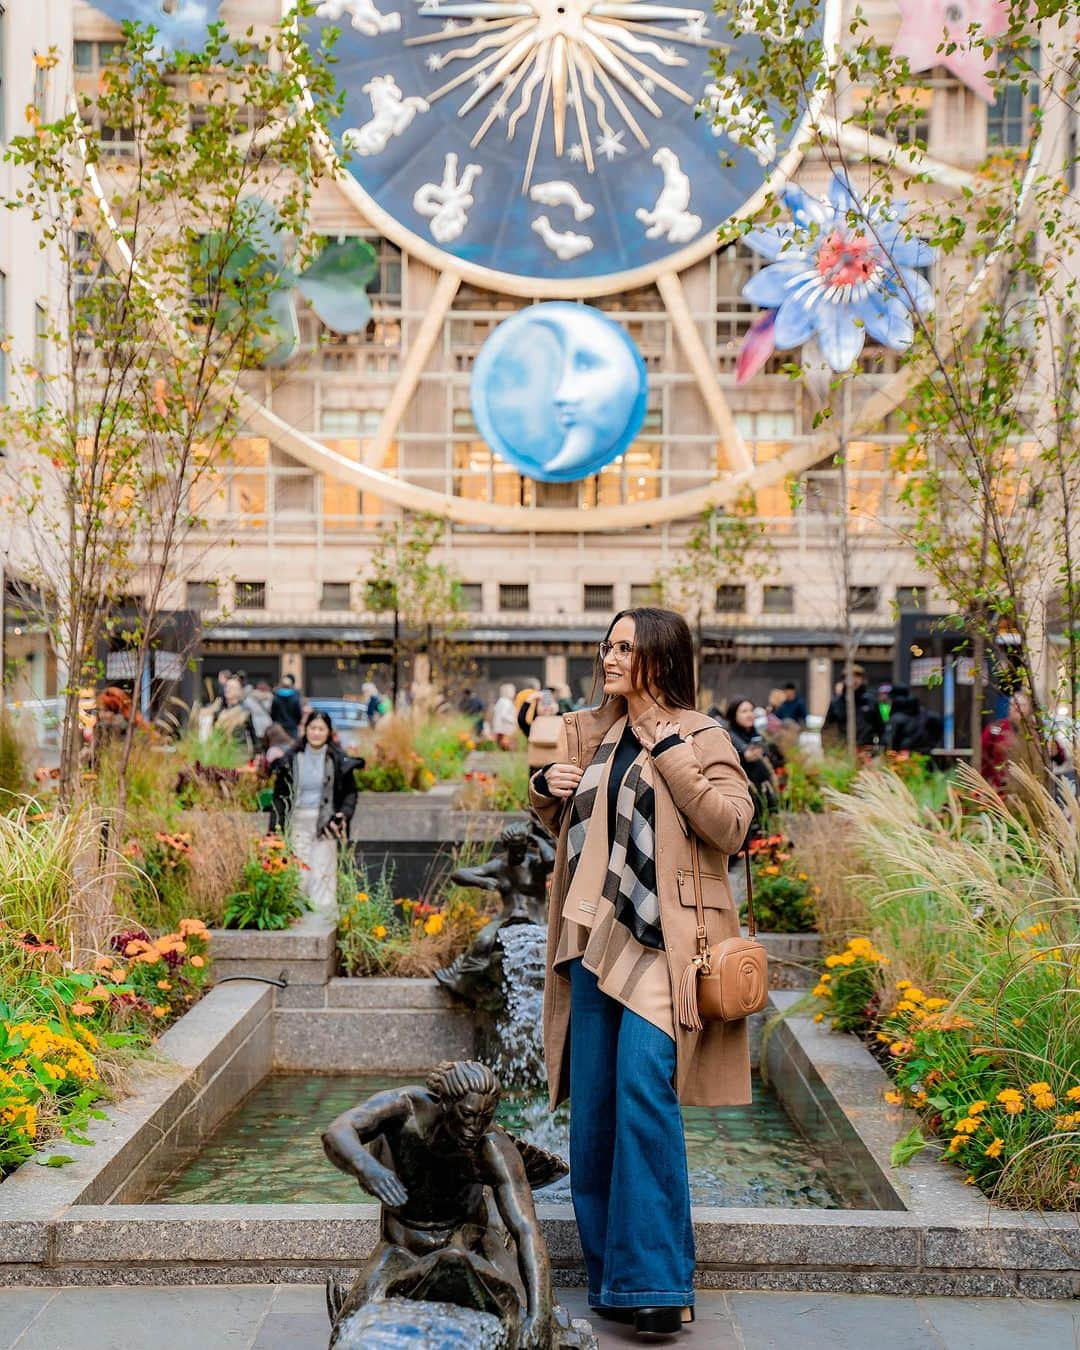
[321,1092,411,1207]
[486,1135,549,1346]
[448,859,503,891]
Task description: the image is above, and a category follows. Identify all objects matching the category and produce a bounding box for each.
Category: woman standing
[725,696,779,836]
[268,711,361,914]
[529,608,753,1338]
[491,682,519,750]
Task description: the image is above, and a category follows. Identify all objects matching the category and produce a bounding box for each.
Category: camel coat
[529,700,756,1110]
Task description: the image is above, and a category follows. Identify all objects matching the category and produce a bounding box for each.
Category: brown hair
[593,607,696,711]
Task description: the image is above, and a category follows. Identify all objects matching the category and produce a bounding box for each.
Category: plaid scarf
[565,725,664,951]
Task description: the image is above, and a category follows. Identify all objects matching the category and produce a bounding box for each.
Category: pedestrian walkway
[1,1285,1079,1349]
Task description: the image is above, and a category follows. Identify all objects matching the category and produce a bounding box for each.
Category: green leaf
[890,1127,927,1168]
[927,1094,950,1111]
[295,238,377,335]
[35,1154,75,1168]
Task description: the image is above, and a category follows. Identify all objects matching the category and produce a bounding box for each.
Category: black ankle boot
[634,1306,684,1338]
[592,1306,634,1324]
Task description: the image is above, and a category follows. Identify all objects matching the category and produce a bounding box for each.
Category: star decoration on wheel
[406,0,725,187]
[891,0,1010,103]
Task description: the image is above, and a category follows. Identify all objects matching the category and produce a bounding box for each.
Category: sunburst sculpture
[404,0,722,186]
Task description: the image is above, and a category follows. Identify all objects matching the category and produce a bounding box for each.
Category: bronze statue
[435,820,555,1006]
[323,1060,594,1350]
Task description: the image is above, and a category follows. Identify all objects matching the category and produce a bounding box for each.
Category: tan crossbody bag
[676,839,769,1031]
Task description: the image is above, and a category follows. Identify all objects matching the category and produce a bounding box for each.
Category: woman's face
[601,616,639,699]
[306,717,330,749]
[733,700,756,731]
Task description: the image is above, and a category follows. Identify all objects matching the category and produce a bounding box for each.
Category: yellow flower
[968,1101,988,1115]
[813,1012,824,1023]
[373,925,387,939]
[797,872,809,881]
[984,1137,1004,1158]
[1053,1113,1078,1130]
[1033,1090,1056,1110]
[896,980,912,990]
[996,1089,1025,1116]
[947,1136,965,1153]
[923,997,949,1011]
[355,892,369,903]
[883,1090,903,1105]
[152,1005,168,1019]
[819,973,831,983]
[762,865,780,876]
[954,1117,980,1134]
[905,988,926,1003]
[1065,1086,1080,1102]
[811,984,831,999]
[1027,1081,1052,1096]
[824,954,842,968]
[848,937,874,957]
[895,1000,918,1013]
[424,913,446,937]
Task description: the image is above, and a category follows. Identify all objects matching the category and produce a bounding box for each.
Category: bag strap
[744,849,757,939]
[690,831,758,942]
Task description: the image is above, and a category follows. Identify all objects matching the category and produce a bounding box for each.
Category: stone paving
[1,1285,1079,1349]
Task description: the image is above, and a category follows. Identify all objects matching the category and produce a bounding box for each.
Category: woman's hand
[632,718,681,751]
[742,744,764,762]
[543,763,584,798]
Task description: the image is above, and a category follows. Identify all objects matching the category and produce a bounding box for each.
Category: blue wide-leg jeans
[567,958,695,1310]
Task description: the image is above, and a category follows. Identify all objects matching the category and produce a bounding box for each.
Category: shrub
[0,712,31,811]
[808,765,1080,1209]
[351,713,477,792]
[745,834,816,933]
[457,754,530,812]
[223,837,309,930]
[810,936,890,1033]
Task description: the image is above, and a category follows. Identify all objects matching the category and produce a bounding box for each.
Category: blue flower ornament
[736,175,935,381]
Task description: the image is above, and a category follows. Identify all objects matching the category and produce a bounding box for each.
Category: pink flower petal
[736,311,777,386]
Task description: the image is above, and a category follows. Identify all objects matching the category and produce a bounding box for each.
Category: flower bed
[744,834,816,933]
[803,765,1080,1210]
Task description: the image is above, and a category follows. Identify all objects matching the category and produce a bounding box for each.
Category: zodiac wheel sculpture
[81,0,1022,529]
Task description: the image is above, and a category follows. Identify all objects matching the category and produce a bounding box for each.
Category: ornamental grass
[808,764,1080,1210]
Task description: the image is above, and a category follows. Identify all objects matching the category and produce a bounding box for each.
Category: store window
[584,584,614,612]
[499,583,529,612]
[457,583,484,612]
[849,586,879,613]
[321,582,352,611]
[762,585,795,614]
[715,584,746,612]
[235,581,266,610]
[186,580,219,610]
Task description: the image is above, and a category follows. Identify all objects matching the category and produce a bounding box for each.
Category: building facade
[2,0,1060,726]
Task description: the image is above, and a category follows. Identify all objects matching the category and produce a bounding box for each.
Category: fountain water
[485,923,547,1091]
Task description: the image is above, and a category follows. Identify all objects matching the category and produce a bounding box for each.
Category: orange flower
[156,980,172,991]
[108,968,128,983]
[124,939,152,957]
[151,1005,168,1019]
[189,955,205,969]
[178,918,207,937]
[93,956,114,971]
[70,1002,96,1016]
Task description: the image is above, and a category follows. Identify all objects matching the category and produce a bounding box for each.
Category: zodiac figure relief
[531,216,593,262]
[701,79,777,167]
[635,147,702,245]
[315,0,401,37]
[413,153,483,243]
[341,75,429,157]
[528,181,595,222]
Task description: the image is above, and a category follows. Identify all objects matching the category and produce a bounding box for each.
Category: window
[365,579,395,611]
[896,586,922,611]
[715,584,746,612]
[74,40,95,72]
[186,580,218,610]
[234,581,265,610]
[321,582,352,611]
[32,59,45,120]
[584,584,614,613]
[34,303,47,409]
[319,409,382,437]
[988,46,1040,147]
[457,582,483,612]
[499,583,529,612]
[762,585,795,614]
[849,586,879,613]
[630,583,659,606]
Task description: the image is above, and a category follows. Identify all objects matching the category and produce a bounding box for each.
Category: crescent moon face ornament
[471,302,648,482]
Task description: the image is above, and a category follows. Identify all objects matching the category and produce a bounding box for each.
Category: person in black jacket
[883,686,943,755]
[269,710,362,914]
[822,665,885,747]
[725,697,779,838]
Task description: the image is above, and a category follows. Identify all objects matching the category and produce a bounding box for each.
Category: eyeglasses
[599,640,634,661]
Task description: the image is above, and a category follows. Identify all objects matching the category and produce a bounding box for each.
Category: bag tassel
[677,960,703,1033]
